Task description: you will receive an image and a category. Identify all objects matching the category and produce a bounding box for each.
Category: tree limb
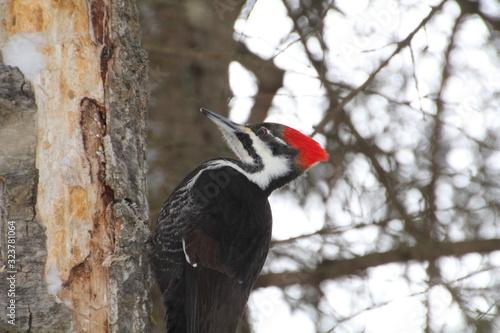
[311,0,449,136]
[255,238,500,289]
[234,42,285,123]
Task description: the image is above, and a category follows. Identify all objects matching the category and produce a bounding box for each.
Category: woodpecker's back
[151,109,329,333]
[152,162,272,333]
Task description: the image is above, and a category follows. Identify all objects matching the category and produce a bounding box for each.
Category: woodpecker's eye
[257,128,268,136]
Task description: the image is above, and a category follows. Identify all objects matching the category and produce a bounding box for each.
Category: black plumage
[151,109,329,333]
[153,164,271,333]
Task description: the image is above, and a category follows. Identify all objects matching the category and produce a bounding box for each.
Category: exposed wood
[0,0,150,331]
[0,61,74,332]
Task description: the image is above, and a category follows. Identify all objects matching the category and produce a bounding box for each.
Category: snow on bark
[0,0,150,332]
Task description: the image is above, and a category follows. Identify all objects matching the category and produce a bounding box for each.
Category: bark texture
[0,61,73,332]
[0,0,150,332]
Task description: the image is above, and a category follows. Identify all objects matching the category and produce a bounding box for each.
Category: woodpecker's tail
[183,264,249,333]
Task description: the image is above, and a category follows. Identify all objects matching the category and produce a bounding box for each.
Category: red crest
[283,127,329,169]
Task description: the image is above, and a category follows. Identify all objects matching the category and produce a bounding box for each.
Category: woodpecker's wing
[183,228,236,277]
[184,163,272,333]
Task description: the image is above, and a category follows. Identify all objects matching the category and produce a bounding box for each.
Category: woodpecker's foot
[102,254,131,267]
[120,239,136,248]
[110,198,150,250]
[112,198,143,221]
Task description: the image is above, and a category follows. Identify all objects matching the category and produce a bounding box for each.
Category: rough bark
[0,0,150,332]
[0,61,72,332]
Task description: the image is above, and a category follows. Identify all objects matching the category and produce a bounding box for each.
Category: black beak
[200,108,245,134]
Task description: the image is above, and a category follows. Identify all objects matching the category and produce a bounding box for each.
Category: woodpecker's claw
[110,197,150,247]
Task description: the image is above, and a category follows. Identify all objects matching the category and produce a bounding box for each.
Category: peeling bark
[0,0,150,332]
[0,62,73,333]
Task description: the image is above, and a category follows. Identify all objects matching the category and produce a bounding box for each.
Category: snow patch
[1,32,47,81]
[46,263,63,295]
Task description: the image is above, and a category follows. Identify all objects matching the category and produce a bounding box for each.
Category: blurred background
[139,0,500,332]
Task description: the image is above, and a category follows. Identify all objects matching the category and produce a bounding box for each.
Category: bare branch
[255,238,500,289]
[311,0,449,136]
[234,42,285,123]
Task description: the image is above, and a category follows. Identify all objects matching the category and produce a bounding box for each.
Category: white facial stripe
[185,157,289,192]
[220,127,253,163]
[274,136,286,145]
[210,159,289,190]
[247,130,271,161]
[208,127,292,190]
[247,157,289,189]
[244,131,290,189]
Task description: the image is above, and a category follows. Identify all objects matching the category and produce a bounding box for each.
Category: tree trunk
[140,3,247,330]
[0,1,150,332]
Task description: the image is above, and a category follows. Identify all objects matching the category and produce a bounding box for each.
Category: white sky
[228,0,500,332]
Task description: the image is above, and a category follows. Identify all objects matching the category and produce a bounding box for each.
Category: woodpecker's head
[201,108,329,192]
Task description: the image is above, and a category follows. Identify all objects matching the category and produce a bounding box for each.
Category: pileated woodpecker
[152,108,329,333]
